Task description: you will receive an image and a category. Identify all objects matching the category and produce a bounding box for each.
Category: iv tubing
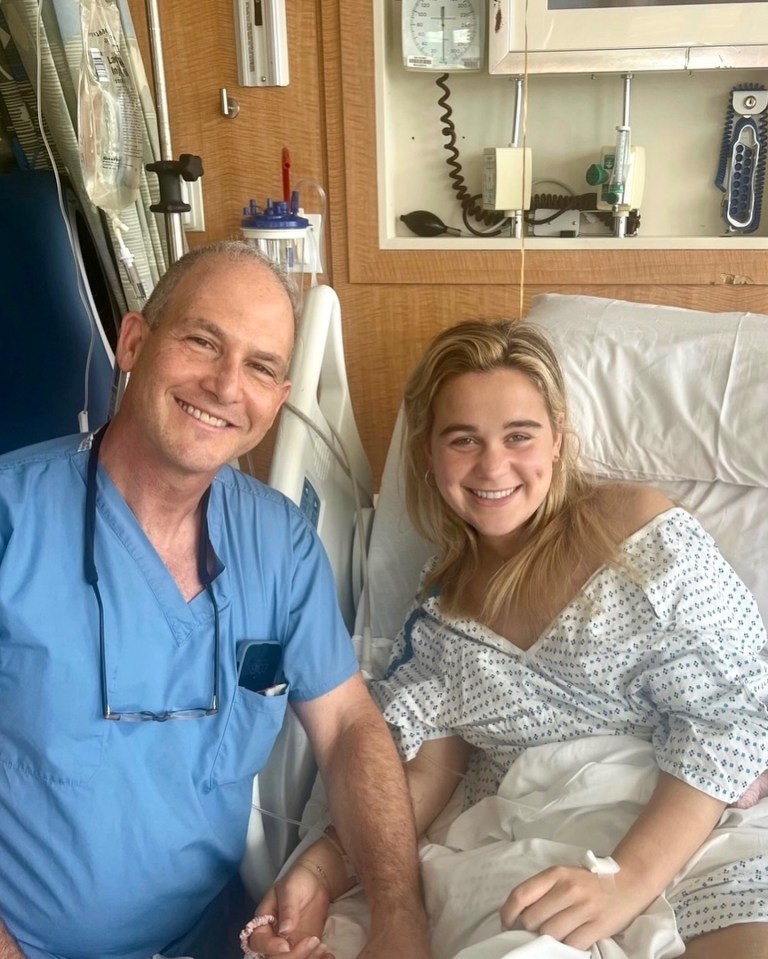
[36,0,96,431]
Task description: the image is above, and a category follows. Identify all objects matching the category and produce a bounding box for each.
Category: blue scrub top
[0,434,358,959]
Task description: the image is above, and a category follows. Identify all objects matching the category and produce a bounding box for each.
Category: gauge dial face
[403,0,484,72]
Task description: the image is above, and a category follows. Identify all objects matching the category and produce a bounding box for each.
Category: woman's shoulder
[594,482,676,541]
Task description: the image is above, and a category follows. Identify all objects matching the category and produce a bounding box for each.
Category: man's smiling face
[115,255,294,481]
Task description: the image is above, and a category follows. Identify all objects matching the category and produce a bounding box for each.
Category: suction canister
[241,194,310,287]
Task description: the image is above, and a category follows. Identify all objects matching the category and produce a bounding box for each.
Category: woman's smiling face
[427,368,562,555]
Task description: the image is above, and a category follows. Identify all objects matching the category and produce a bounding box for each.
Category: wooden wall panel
[127,0,768,487]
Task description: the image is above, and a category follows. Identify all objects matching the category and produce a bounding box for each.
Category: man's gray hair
[141,240,302,331]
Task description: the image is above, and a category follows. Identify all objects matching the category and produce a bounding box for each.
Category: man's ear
[275,379,292,415]
[115,312,150,373]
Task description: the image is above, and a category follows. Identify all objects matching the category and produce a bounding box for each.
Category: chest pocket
[208,684,290,786]
[0,643,107,786]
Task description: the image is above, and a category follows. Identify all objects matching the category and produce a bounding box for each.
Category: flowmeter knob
[586,163,609,186]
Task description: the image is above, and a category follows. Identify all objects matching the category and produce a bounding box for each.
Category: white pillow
[526,294,768,625]
[357,294,768,637]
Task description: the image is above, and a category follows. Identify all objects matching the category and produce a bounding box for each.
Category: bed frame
[241,284,374,898]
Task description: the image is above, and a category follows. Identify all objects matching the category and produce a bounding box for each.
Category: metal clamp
[219,88,240,119]
[734,90,768,117]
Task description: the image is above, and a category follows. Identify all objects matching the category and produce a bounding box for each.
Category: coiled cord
[526,191,599,225]
[435,73,507,235]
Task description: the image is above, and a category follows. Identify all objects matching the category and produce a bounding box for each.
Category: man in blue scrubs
[0,243,431,959]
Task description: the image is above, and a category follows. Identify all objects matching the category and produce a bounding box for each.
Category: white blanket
[323,736,768,959]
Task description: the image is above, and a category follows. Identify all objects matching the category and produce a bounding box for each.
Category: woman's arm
[499,771,727,951]
[403,734,473,836]
[294,734,472,897]
[246,734,471,958]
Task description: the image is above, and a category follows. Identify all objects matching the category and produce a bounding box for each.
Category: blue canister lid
[241,195,309,230]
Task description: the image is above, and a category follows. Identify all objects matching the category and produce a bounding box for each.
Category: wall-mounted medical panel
[375,0,768,249]
[489,0,768,75]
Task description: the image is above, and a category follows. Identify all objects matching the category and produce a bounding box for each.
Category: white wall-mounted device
[483,147,532,214]
[234,0,289,87]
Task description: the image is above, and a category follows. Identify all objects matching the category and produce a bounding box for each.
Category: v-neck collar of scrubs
[84,429,229,646]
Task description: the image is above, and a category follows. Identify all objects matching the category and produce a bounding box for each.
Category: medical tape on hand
[581,850,620,888]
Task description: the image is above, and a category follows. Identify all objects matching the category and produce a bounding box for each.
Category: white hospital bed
[241,284,374,898]
[242,289,768,957]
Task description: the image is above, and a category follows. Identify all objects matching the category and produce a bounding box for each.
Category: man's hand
[245,865,333,959]
[499,864,652,951]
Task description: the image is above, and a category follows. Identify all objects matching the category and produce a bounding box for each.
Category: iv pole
[144,0,203,266]
[110,0,203,414]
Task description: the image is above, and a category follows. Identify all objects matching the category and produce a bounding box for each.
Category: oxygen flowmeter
[586,137,646,212]
[585,74,644,237]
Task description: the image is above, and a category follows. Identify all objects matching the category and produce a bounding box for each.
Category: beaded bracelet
[239,913,278,959]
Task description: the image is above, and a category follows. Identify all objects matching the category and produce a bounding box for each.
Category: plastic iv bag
[78,0,143,211]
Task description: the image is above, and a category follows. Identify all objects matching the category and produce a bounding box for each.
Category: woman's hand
[499,864,653,951]
[501,774,729,950]
[243,861,334,959]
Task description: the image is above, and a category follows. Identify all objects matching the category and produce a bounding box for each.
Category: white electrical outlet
[181,179,205,232]
[532,208,580,237]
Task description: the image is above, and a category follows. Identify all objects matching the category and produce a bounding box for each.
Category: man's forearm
[295,675,432,956]
[0,921,25,959]
[322,714,426,926]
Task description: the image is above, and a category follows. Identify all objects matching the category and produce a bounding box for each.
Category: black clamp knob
[146,154,204,214]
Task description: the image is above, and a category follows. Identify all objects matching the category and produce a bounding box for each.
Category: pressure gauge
[401,0,485,72]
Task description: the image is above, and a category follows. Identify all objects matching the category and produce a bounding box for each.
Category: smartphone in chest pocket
[236,641,283,693]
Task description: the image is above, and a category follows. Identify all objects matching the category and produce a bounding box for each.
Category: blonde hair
[402,319,619,622]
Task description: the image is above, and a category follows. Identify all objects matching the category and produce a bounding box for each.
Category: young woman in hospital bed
[245,320,768,959]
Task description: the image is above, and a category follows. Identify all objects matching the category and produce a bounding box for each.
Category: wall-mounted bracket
[220,88,240,119]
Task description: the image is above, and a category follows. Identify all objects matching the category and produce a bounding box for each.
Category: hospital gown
[371,507,768,941]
